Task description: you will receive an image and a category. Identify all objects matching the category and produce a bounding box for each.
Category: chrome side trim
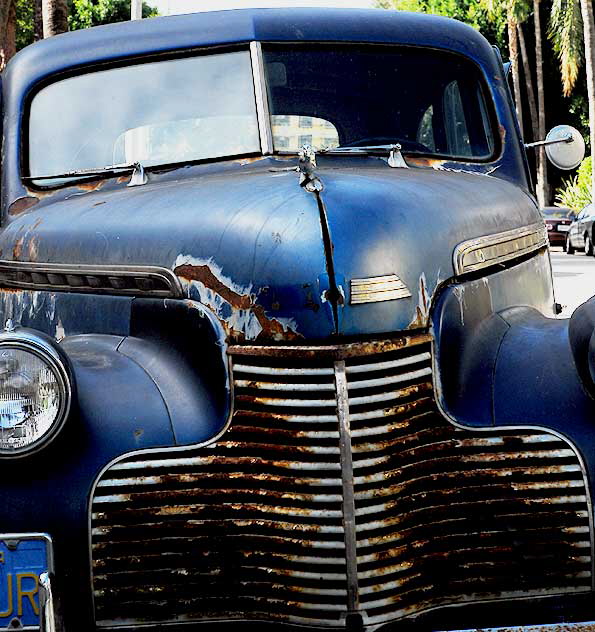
[250,41,274,155]
[453,222,548,276]
[0,260,183,298]
[350,274,412,305]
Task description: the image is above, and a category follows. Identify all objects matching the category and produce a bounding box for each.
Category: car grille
[91,333,592,628]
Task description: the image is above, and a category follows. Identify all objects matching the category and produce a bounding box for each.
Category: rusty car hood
[0,159,544,341]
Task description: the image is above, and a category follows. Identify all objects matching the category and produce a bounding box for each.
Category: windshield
[263,45,495,160]
[27,44,496,182]
[542,207,572,218]
[28,50,260,178]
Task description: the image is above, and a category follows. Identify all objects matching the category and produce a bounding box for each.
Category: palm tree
[42,0,68,37]
[509,16,524,137]
[550,0,583,97]
[35,0,43,41]
[481,0,530,138]
[0,0,16,70]
[580,0,595,204]
[518,22,538,141]
[550,0,595,203]
[533,0,549,206]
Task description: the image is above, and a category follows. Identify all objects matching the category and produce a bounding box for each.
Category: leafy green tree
[15,0,33,51]
[68,0,156,30]
[14,0,158,54]
[556,155,592,208]
[550,0,583,96]
[376,0,507,49]
[0,0,15,70]
[549,0,595,207]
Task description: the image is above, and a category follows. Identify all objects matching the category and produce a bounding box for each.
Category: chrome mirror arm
[524,133,573,150]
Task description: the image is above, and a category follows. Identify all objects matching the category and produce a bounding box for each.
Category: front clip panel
[90,334,592,629]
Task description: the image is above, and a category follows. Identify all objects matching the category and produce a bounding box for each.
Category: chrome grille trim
[0,260,183,297]
[350,274,412,304]
[453,222,548,276]
[90,334,593,629]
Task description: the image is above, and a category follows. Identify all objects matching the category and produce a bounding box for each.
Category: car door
[571,208,586,247]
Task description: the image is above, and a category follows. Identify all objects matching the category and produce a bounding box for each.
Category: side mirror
[525,125,585,170]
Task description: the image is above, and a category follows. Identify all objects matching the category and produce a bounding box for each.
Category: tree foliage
[68,0,157,31]
[550,0,583,95]
[15,0,35,51]
[555,155,593,208]
[14,0,158,53]
[376,0,508,51]
[0,0,15,70]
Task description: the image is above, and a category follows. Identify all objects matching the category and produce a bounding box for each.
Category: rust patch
[12,237,24,260]
[233,156,268,166]
[75,179,108,193]
[177,264,251,310]
[8,196,39,216]
[176,263,302,343]
[228,333,432,359]
[500,124,507,143]
[406,156,448,169]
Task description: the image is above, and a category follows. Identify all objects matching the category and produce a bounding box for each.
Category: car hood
[1,159,544,341]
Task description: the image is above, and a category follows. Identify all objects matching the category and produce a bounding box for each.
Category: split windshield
[27,44,496,182]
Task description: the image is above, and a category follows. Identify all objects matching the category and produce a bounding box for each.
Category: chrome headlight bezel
[0,329,72,458]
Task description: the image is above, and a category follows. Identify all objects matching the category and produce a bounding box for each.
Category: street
[551,247,595,317]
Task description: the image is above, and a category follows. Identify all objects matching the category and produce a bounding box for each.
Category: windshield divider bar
[250,41,274,156]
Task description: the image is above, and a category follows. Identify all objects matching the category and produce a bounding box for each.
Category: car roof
[4,8,498,100]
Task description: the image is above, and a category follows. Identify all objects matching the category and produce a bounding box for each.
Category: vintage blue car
[0,7,593,632]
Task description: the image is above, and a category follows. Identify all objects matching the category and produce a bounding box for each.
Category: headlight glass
[0,338,70,455]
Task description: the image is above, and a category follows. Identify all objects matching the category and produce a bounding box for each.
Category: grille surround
[89,334,593,629]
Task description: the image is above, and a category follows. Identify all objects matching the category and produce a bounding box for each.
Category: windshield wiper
[24,161,148,186]
[320,144,408,168]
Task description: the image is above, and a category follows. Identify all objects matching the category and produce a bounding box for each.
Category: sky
[148,0,377,16]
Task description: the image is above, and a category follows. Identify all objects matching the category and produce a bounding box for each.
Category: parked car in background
[565,203,595,254]
[542,206,574,247]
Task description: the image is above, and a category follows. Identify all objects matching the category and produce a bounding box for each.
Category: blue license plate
[0,535,51,630]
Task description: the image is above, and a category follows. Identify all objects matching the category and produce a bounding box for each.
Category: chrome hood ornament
[298,145,323,192]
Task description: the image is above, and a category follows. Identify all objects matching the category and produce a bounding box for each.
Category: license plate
[558,224,570,232]
[0,534,52,630]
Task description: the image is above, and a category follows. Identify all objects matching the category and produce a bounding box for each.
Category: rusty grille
[90,334,592,629]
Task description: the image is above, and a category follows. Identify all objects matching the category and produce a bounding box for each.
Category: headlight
[0,329,71,456]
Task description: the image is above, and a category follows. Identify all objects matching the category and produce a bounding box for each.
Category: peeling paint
[55,319,65,342]
[0,289,57,328]
[408,273,430,329]
[28,237,39,262]
[453,285,465,326]
[173,254,300,342]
